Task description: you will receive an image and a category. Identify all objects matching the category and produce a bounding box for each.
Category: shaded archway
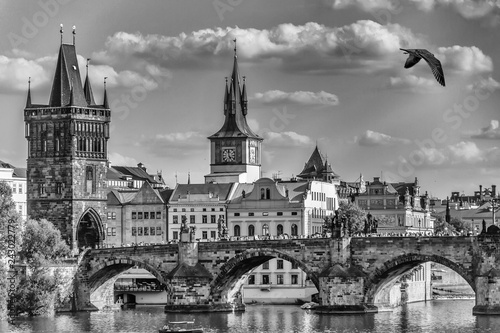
[210,248,318,304]
[76,208,104,249]
[364,253,475,307]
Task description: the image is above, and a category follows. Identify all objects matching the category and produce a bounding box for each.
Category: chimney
[493,185,497,198]
[137,162,146,171]
[480,185,483,201]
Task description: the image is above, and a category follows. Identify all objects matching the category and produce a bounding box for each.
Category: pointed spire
[25,77,32,108]
[72,25,76,45]
[83,58,96,105]
[188,171,191,184]
[223,77,229,115]
[103,77,109,109]
[60,24,63,45]
[242,76,248,115]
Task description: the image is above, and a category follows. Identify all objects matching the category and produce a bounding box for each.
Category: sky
[1,0,500,199]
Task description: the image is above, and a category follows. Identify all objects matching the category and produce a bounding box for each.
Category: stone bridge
[71,234,500,315]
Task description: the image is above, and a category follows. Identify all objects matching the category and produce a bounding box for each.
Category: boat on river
[158,321,203,333]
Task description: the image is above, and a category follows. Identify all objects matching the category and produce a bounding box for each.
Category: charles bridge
[70,234,500,315]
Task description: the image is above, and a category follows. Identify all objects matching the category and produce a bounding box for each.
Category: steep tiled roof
[297,146,339,180]
[0,160,15,169]
[170,183,234,202]
[110,166,161,184]
[13,168,27,178]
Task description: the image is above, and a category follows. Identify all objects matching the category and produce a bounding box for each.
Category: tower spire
[72,25,76,45]
[83,59,96,105]
[26,77,32,108]
[103,77,109,108]
[60,24,63,45]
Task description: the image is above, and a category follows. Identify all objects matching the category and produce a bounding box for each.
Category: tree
[336,201,367,235]
[449,217,471,234]
[433,216,456,234]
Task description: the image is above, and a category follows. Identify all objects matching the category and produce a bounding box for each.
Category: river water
[3,300,500,333]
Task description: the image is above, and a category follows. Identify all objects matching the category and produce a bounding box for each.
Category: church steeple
[103,77,109,109]
[83,59,96,105]
[210,39,259,139]
[25,77,32,108]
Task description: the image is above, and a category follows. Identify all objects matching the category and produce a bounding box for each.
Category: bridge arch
[210,247,319,303]
[82,256,167,293]
[364,253,475,305]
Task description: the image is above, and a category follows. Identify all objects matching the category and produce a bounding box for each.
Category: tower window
[85,166,95,194]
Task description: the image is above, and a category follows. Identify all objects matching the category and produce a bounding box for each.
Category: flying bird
[400,48,445,87]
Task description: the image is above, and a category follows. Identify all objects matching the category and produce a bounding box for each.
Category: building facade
[0,161,27,220]
[24,35,110,251]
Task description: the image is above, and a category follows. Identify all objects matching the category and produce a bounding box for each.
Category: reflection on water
[4,300,500,333]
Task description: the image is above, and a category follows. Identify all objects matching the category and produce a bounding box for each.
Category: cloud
[466,76,500,92]
[92,20,425,75]
[253,90,339,106]
[356,130,411,146]
[264,131,314,147]
[437,45,493,74]
[138,131,207,158]
[329,0,500,20]
[388,74,440,92]
[470,120,500,139]
[0,55,51,92]
[108,152,138,167]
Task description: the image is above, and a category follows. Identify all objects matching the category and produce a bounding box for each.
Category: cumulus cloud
[92,20,424,74]
[470,120,500,139]
[437,45,493,74]
[138,131,207,158]
[253,90,339,106]
[356,130,411,146]
[388,74,440,92]
[108,152,138,167]
[0,55,51,92]
[466,76,500,92]
[329,0,500,20]
[264,131,314,147]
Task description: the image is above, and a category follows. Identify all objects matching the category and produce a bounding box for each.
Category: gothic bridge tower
[24,28,110,251]
[205,41,263,184]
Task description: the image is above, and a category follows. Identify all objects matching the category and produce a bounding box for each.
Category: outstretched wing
[404,53,421,68]
[417,49,445,87]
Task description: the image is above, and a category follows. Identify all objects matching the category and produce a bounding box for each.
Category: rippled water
[3,300,500,333]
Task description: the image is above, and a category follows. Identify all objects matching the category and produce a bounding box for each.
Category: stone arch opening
[364,253,475,307]
[76,208,104,250]
[210,248,318,305]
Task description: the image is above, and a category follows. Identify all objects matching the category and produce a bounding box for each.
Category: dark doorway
[77,210,101,249]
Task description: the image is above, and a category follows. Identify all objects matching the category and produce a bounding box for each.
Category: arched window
[291,224,298,236]
[277,224,283,235]
[260,188,265,199]
[262,224,269,236]
[234,225,240,236]
[266,188,271,199]
[248,224,255,236]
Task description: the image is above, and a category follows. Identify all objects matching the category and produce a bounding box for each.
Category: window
[18,184,23,194]
[262,261,269,269]
[144,227,149,236]
[138,212,143,219]
[291,212,298,216]
[277,274,284,285]
[107,212,111,219]
[112,212,116,220]
[234,213,240,217]
[260,188,265,199]
[210,231,216,239]
[220,208,224,211]
[190,215,195,224]
[156,227,161,235]
[262,224,269,235]
[144,212,149,219]
[150,211,155,219]
[150,227,155,235]
[291,224,298,236]
[211,208,215,212]
[234,225,240,236]
[248,275,255,285]
[249,212,254,217]
[173,231,178,240]
[211,215,216,223]
[173,216,178,224]
[38,183,46,195]
[203,208,207,212]
[182,208,186,212]
[202,231,208,239]
[56,183,63,195]
[277,260,284,269]
[248,225,255,236]
[277,212,283,216]
[277,224,283,235]
[132,212,137,219]
[173,208,177,212]
[190,208,195,212]
[12,184,17,194]
[132,227,136,236]
[266,188,270,199]
[291,274,298,285]
[202,215,207,223]
[262,275,270,284]
[292,262,299,269]
[138,227,143,236]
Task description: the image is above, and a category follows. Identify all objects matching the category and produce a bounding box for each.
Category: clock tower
[205,41,263,184]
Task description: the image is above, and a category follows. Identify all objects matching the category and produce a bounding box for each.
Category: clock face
[249,147,256,164]
[222,148,236,162]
